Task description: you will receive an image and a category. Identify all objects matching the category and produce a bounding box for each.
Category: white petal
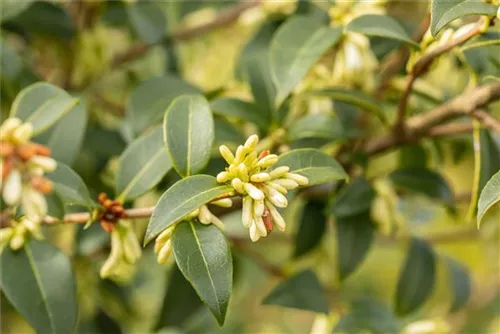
[2,169,22,205]
[242,196,253,227]
[244,182,264,200]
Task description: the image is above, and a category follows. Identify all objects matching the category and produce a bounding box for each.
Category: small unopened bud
[157,240,172,264]
[219,145,235,164]
[184,208,200,220]
[242,151,258,167]
[11,123,33,144]
[274,178,299,190]
[242,196,253,227]
[266,200,286,231]
[254,217,267,237]
[2,169,22,205]
[267,181,288,195]
[231,178,245,193]
[21,217,43,240]
[237,163,249,181]
[30,156,57,172]
[258,150,270,159]
[263,185,288,208]
[253,199,265,217]
[270,166,290,179]
[32,143,52,157]
[244,134,259,150]
[0,118,22,140]
[234,145,246,164]
[9,233,25,250]
[257,154,278,168]
[263,209,273,233]
[244,182,264,200]
[0,228,14,253]
[217,171,230,183]
[211,198,232,208]
[198,205,212,225]
[0,142,15,157]
[249,222,260,242]
[250,173,271,183]
[22,188,48,220]
[285,172,309,186]
[208,214,225,231]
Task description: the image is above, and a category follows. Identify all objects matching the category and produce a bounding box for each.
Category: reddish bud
[32,143,52,157]
[263,208,273,233]
[100,220,114,233]
[0,142,15,157]
[258,150,270,160]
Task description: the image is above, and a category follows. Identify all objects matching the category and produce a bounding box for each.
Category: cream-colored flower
[0,217,43,253]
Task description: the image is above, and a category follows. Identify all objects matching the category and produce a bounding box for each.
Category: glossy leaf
[430,0,498,36]
[1,0,34,22]
[125,76,200,136]
[332,177,375,218]
[346,15,418,47]
[127,1,166,44]
[336,212,374,281]
[45,192,65,219]
[478,129,500,194]
[389,168,454,205]
[262,269,328,314]
[47,163,94,208]
[144,175,233,244]
[294,200,328,258]
[210,98,270,129]
[10,82,79,136]
[445,257,471,313]
[288,114,343,141]
[272,149,348,186]
[477,170,500,227]
[0,239,78,334]
[163,95,214,177]
[270,17,343,106]
[116,126,171,201]
[172,222,232,326]
[395,238,436,316]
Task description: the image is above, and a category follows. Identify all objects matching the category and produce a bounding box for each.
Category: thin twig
[471,109,500,132]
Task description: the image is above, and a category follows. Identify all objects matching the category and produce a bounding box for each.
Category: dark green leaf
[125,76,200,136]
[345,15,419,47]
[116,126,171,201]
[0,239,78,334]
[294,200,327,258]
[399,144,428,169]
[172,222,232,326]
[288,114,343,141]
[430,0,498,36]
[45,192,65,219]
[144,175,233,244]
[477,170,500,227]
[262,269,328,314]
[395,238,436,316]
[0,0,34,22]
[332,177,375,218]
[272,149,348,186]
[336,212,374,281]
[10,82,80,136]
[270,17,343,106]
[210,98,270,130]
[389,168,454,205]
[127,1,166,44]
[445,257,471,313]
[163,95,214,177]
[479,129,500,194]
[47,163,94,208]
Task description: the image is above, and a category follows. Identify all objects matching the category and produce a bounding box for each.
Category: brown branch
[112,1,261,68]
[471,109,500,132]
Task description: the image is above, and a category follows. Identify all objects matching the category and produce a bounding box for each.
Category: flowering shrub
[1,1,500,333]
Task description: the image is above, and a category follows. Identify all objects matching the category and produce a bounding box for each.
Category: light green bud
[211,198,233,208]
[11,122,33,144]
[250,173,271,183]
[219,145,235,164]
[242,196,253,227]
[285,172,309,186]
[0,118,21,140]
[244,182,264,200]
[244,134,259,150]
[269,166,290,179]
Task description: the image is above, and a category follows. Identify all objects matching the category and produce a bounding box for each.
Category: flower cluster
[216,135,308,242]
[1,118,56,223]
[0,217,43,253]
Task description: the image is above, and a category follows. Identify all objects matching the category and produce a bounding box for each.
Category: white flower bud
[28,166,44,176]
[274,178,299,190]
[237,163,249,181]
[244,182,264,200]
[156,225,175,244]
[249,222,260,242]
[242,196,253,227]
[266,200,286,231]
[269,166,290,179]
[216,171,230,183]
[100,231,124,278]
[157,240,172,264]
[219,145,235,164]
[21,217,43,240]
[22,188,48,220]
[208,213,225,231]
[2,169,22,205]
[244,134,259,150]
[231,178,245,194]
[254,217,267,237]
[123,227,141,264]
[285,172,309,186]
[250,173,271,183]
[242,151,258,167]
[257,154,278,168]
[234,145,247,164]
[9,233,26,250]
[267,181,288,195]
[0,118,21,140]
[263,185,288,208]
[29,156,57,172]
[211,198,232,208]
[198,205,212,225]
[253,199,265,217]
[11,122,33,144]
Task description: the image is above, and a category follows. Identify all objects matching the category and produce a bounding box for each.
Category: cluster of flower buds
[0,217,43,253]
[154,201,231,264]
[97,193,126,232]
[100,220,142,282]
[216,135,308,242]
[1,118,57,222]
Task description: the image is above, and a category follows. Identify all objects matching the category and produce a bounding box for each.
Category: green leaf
[294,200,328,258]
[0,239,78,334]
[477,170,500,227]
[125,76,200,136]
[116,126,172,201]
[163,95,214,177]
[210,98,270,130]
[45,192,65,219]
[430,0,498,36]
[388,168,454,205]
[47,163,94,209]
[395,238,436,316]
[1,0,34,22]
[270,17,343,106]
[144,175,233,244]
[345,15,418,47]
[288,114,343,141]
[336,212,374,282]
[127,1,166,44]
[303,89,388,126]
[445,257,471,313]
[262,269,328,314]
[332,177,375,218]
[10,82,79,136]
[478,130,500,195]
[172,222,232,326]
[272,149,348,186]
